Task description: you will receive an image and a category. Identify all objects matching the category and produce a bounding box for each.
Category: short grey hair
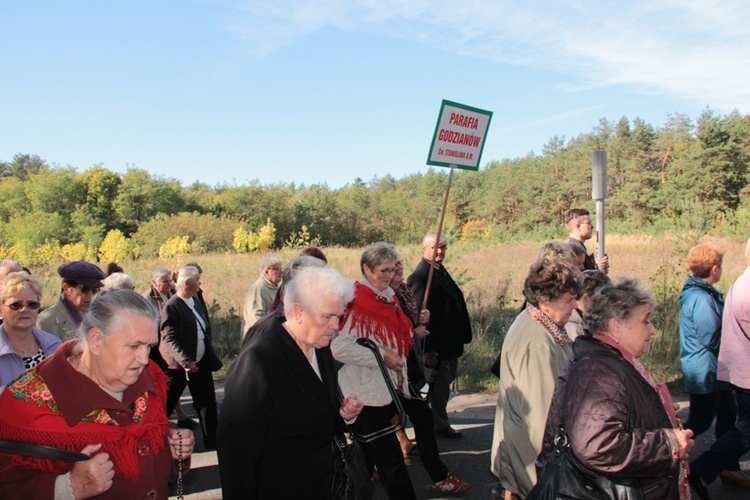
[583,278,657,335]
[259,257,282,275]
[78,289,159,344]
[151,267,171,282]
[422,232,448,247]
[176,266,200,291]
[101,272,134,291]
[283,266,354,318]
[360,242,399,275]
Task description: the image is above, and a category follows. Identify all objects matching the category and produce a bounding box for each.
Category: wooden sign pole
[421,165,455,311]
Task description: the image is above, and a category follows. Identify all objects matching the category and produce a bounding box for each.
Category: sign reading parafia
[427,99,493,171]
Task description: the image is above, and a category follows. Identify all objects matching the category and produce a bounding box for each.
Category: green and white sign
[427,99,493,171]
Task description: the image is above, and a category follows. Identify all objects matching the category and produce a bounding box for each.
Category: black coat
[407,258,472,359]
[538,336,680,499]
[216,314,343,499]
[159,294,220,371]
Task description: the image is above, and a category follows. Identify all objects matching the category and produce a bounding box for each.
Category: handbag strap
[526,427,569,500]
[0,440,89,462]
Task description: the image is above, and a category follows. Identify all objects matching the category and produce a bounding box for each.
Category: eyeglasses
[4,301,41,311]
[375,267,396,275]
[75,284,98,295]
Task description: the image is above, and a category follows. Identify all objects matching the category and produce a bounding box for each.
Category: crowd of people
[0,206,749,499]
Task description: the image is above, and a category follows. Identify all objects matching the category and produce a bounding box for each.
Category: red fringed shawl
[342,282,413,357]
[0,340,170,480]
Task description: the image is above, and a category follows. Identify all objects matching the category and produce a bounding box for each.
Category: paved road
[170,386,750,499]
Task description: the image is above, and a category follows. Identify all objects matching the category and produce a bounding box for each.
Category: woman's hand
[670,428,695,461]
[168,428,195,461]
[69,444,114,499]
[339,395,363,421]
[675,428,695,459]
[419,309,430,325]
[383,350,405,371]
[184,361,198,373]
[414,325,430,339]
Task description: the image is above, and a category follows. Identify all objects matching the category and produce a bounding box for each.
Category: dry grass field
[31,233,749,392]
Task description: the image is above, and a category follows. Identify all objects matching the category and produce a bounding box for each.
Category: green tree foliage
[0,153,46,181]
[4,107,750,263]
[114,168,186,234]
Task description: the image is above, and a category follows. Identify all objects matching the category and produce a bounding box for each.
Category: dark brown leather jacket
[537,336,680,499]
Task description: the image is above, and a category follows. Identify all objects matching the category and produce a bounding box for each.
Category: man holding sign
[408,232,472,438]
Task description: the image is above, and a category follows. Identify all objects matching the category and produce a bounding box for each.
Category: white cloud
[224,0,750,109]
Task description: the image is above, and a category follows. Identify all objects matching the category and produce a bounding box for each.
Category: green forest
[2,107,750,266]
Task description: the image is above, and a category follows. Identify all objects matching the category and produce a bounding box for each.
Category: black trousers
[166,356,218,449]
[353,403,416,500]
[691,387,750,483]
[401,395,449,483]
[684,390,739,470]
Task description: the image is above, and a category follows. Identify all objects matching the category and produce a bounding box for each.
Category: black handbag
[527,426,644,500]
[0,440,88,461]
[203,336,224,372]
[332,433,373,500]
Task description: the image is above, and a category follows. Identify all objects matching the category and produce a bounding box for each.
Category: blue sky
[2,1,749,189]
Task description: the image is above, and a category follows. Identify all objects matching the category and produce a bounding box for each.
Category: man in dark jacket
[408,232,472,438]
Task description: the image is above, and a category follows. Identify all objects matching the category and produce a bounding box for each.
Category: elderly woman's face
[1,287,40,331]
[390,262,404,288]
[538,291,578,326]
[364,259,397,292]
[90,313,158,392]
[616,305,656,358]
[294,295,347,349]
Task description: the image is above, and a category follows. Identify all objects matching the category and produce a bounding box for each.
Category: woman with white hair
[0,289,195,498]
[217,266,362,499]
[160,266,223,450]
[100,272,134,292]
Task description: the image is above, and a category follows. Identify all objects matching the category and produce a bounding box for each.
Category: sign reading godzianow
[427,99,493,171]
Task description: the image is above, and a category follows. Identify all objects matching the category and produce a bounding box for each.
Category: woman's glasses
[4,301,41,311]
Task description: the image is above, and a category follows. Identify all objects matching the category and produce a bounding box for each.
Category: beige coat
[241,276,279,336]
[36,296,79,341]
[491,310,573,498]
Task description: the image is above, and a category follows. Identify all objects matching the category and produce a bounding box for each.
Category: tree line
[2,107,749,265]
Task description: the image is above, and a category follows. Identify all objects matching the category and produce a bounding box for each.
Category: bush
[133,212,237,257]
[159,236,192,258]
[232,219,277,253]
[98,229,139,263]
[283,225,321,250]
[60,242,97,262]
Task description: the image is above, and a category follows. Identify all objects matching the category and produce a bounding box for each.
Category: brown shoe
[719,470,750,489]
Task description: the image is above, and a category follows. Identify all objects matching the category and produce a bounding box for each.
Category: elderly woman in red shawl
[0,290,194,498]
[331,242,469,499]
